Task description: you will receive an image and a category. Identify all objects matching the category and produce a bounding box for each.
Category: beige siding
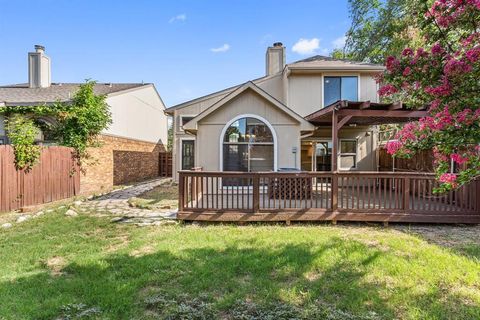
[360,73,379,102]
[256,75,284,102]
[105,86,168,145]
[287,72,381,116]
[288,74,323,116]
[189,90,301,176]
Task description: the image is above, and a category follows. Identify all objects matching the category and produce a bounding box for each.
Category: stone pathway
[78,178,177,226]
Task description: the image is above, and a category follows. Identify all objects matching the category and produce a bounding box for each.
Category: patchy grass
[128,182,178,210]
[0,210,479,319]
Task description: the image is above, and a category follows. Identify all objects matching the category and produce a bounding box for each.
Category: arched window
[222,117,275,172]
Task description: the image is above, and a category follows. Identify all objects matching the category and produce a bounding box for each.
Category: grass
[127,182,178,210]
[0,209,479,319]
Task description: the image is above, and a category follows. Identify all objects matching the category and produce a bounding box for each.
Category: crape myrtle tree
[381,0,480,192]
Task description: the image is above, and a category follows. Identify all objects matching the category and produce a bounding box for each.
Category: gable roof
[164,73,282,113]
[287,55,385,71]
[0,82,150,106]
[183,81,315,132]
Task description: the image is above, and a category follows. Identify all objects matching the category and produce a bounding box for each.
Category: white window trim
[179,115,196,132]
[180,137,195,170]
[219,114,278,172]
[339,138,358,170]
[321,73,361,108]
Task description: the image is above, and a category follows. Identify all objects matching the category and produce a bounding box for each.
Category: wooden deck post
[178,172,185,212]
[331,109,339,211]
[403,177,410,213]
[253,173,260,213]
[476,179,480,214]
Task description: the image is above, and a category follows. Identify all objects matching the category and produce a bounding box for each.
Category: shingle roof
[288,55,385,70]
[0,83,148,106]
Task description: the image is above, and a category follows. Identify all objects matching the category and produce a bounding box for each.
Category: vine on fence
[0,80,112,170]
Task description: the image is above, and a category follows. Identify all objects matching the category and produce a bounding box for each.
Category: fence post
[476,179,480,214]
[253,173,260,213]
[331,172,338,211]
[403,177,410,212]
[178,172,185,212]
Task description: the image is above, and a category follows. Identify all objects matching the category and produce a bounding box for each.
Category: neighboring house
[166,42,387,181]
[0,45,168,194]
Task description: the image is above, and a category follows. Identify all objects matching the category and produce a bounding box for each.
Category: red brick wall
[80,135,166,194]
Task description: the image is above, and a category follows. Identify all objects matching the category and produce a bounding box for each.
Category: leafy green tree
[344,0,427,63]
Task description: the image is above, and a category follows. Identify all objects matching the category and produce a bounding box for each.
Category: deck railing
[178,171,480,223]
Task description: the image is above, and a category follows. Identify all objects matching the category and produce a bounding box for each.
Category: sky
[0,0,351,107]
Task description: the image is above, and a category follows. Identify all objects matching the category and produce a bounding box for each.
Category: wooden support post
[332,219,337,225]
[286,219,291,226]
[383,221,389,227]
[331,110,339,211]
[253,174,260,213]
[476,179,480,214]
[403,177,410,212]
[178,172,185,211]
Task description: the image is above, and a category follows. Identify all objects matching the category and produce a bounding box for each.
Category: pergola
[305,100,429,172]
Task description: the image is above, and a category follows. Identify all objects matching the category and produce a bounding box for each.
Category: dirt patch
[130,245,155,257]
[44,256,67,276]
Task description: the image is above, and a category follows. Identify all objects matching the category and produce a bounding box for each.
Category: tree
[381,0,480,192]
[344,0,426,63]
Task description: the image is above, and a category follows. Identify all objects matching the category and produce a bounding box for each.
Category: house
[166,42,388,180]
[0,45,169,194]
[168,42,480,223]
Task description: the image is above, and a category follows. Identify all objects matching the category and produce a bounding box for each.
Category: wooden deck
[178,171,480,224]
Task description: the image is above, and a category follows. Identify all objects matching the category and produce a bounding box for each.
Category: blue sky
[0,0,351,106]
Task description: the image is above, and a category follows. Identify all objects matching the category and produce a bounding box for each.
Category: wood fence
[379,148,434,172]
[178,171,480,224]
[159,152,172,177]
[0,145,80,212]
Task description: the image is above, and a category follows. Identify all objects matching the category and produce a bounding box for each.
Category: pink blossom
[402,48,414,56]
[385,140,403,155]
[431,43,444,55]
[443,58,472,76]
[451,153,468,164]
[378,84,398,97]
[385,56,400,72]
[402,67,412,76]
[439,173,457,184]
[465,47,480,63]
[425,77,451,96]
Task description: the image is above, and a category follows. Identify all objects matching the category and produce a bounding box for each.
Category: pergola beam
[337,115,353,129]
[359,101,371,109]
[337,109,427,118]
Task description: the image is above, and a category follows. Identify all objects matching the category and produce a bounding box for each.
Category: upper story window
[324,76,358,107]
[179,115,195,131]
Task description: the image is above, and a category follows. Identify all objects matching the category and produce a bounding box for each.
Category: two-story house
[166,42,388,181]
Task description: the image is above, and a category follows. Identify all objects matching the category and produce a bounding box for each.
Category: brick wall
[80,134,166,194]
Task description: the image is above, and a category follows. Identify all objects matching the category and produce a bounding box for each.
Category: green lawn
[1,209,479,319]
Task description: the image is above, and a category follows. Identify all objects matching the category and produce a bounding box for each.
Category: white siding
[104,85,168,145]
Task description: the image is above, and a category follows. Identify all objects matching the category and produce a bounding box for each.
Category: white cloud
[210,44,230,53]
[169,14,186,23]
[292,38,320,55]
[332,36,346,49]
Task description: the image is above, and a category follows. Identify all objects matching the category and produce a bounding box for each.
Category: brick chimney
[28,45,51,88]
[265,42,285,76]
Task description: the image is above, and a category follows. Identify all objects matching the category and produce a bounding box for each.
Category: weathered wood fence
[159,152,172,177]
[0,145,80,212]
[379,148,434,172]
[178,171,480,224]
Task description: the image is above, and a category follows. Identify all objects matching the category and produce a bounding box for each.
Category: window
[181,140,195,170]
[223,117,274,172]
[339,139,357,169]
[180,116,195,131]
[324,76,358,107]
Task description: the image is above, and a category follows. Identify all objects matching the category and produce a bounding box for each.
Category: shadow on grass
[0,237,478,319]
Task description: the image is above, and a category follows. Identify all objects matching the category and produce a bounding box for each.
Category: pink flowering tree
[380,0,480,192]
